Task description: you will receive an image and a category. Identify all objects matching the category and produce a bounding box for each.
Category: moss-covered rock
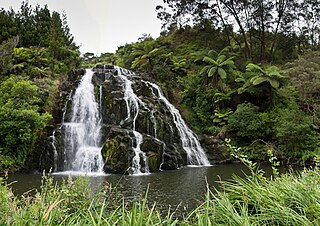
[47,66,208,174]
[101,127,135,174]
[140,135,165,172]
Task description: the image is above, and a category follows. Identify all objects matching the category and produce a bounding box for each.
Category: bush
[227,103,267,140]
[0,76,51,168]
[272,105,320,159]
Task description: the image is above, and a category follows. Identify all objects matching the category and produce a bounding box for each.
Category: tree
[237,63,287,107]
[198,47,235,87]
[296,0,320,49]
[0,36,19,76]
[158,0,318,62]
[285,50,320,127]
[131,40,171,78]
[0,76,51,167]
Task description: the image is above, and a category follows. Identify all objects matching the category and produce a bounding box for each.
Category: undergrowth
[1,147,320,225]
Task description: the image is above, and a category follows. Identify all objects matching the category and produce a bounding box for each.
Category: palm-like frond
[218,68,227,79]
[246,63,264,74]
[203,56,218,66]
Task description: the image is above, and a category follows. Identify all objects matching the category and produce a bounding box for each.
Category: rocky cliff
[93,66,187,173]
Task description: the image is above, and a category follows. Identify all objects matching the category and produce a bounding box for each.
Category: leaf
[216,54,227,64]
[208,50,218,59]
[246,63,264,74]
[149,48,159,55]
[251,76,268,85]
[218,68,227,79]
[208,67,217,77]
[237,87,246,94]
[199,65,210,75]
[220,57,235,67]
[269,79,280,89]
[203,56,218,66]
[12,63,26,69]
[219,46,231,55]
[235,77,245,83]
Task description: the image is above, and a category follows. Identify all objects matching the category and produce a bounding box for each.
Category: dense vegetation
[0,0,319,171]
[0,1,80,172]
[84,0,320,165]
[1,155,320,225]
[0,1,320,225]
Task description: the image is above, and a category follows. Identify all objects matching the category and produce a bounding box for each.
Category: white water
[116,67,149,175]
[146,82,210,166]
[49,130,58,171]
[60,69,104,173]
[150,110,157,138]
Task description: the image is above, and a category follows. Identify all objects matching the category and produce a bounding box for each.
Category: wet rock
[52,65,209,174]
[101,127,135,174]
[140,135,165,172]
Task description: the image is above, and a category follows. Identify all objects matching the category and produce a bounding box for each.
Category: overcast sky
[1,0,164,55]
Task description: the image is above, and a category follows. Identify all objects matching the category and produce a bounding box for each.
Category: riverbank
[1,165,319,225]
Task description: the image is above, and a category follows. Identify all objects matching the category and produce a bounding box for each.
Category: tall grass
[185,168,320,225]
[0,174,179,225]
[1,167,320,225]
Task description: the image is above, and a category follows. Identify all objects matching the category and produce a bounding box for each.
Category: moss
[102,138,119,164]
[93,85,100,101]
[155,113,165,140]
[148,154,159,172]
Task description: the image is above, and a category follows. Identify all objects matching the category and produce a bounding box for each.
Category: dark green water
[6,164,294,214]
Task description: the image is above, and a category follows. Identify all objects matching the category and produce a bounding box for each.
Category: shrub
[227,103,266,140]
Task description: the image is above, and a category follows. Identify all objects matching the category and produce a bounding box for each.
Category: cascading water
[49,131,58,171]
[146,82,210,166]
[116,67,150,175]
[51,65,210,175]
[60,69,104,173]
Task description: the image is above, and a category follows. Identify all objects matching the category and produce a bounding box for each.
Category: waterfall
[49,130,58,171]
[60,69,104,173]
[146,82,210,166]
[51,65,210,175]
[116,67,150,175]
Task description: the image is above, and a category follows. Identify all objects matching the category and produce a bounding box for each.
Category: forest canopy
[0,1,80,171]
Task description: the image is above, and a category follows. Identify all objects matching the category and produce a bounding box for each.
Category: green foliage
[285,50,320,127]
[2,165,320,225]
[0,175,179,225]
[0,2,80,172]
[158,0,319,62]
[188,168,320,225]
[246,63,287,89]
[227,103,266,140]
[0,2,77,51]
[271,105,320,159]
[0,76,51,168]
[0,36,19,76]
[213,108,233,127]
[198,47,236,87]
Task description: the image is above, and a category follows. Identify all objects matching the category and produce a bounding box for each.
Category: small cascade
[49,130,58,171]
[146,81,210,166]
[116,67,149,175]
[99,85,103,108]
[150,110,157,138]
[60,69,104,173]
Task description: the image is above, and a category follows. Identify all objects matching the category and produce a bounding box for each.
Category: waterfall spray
[59,69,104,174]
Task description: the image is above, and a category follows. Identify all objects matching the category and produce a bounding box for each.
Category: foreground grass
[1,168,320,225]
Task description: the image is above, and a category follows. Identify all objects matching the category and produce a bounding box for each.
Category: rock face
[92,66,186,173]
[52,65,210,174]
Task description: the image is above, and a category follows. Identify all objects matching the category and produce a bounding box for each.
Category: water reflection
[6,163,296,214]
